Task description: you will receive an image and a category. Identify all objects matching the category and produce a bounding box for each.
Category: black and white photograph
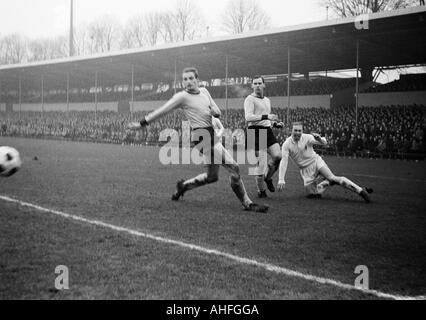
[0,0,425,304]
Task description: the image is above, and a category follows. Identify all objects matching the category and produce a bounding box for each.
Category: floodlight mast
[69,0,75,57]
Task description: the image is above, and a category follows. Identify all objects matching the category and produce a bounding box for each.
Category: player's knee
[274,154,282,163]
[338,176,352,186]
[329,174,339,183]
[271,155,281,166]
[229,164,241,179]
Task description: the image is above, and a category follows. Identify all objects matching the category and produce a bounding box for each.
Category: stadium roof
[1,6,425,92]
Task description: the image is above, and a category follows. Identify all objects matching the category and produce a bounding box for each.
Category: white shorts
[300,156,326,187]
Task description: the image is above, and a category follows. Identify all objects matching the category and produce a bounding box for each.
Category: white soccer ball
[0,146,22,177]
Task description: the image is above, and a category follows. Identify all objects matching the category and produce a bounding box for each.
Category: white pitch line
[1,194,424,301]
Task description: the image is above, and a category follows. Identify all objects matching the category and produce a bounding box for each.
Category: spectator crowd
[1,104,424,160]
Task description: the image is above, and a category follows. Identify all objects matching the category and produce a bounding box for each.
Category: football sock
[230,176,252,208]
[255,175,267,192]
[336,176,363,194]
[316,179,331,193]
[183,173,218,191]
[265,158,280,180]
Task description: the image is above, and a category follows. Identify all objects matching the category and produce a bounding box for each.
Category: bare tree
[159,11,178,43]
[0,34,28,64]
[145,12,163,46]
[0,35,5,65]
[222,0,271,34]
[120,25,136,49]
[172,0,204,41]
[158,0,204,43]
[121,12,162,49]
[322,0,417,17]
[74,24,92,56]
[88,15,121,53]
[27,36,67,62]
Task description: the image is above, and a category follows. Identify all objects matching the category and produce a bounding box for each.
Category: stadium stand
[1,77,361,103]
[363,73,426,93]
[1,8,425,161]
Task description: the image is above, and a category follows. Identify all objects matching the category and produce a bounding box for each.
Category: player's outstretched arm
[277,143,290,192]
[310,133,327,145]
[127,93,183,130]
[128,119,147,130]
[202,88,221,118]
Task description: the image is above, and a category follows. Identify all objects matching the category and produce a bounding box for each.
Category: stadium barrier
[1,132,424,161]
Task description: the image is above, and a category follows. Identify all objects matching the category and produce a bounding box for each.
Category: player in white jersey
[277,122,373,203]
[244,76,284,198]
[128,67,268,213]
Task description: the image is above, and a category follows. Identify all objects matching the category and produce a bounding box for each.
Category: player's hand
[128,122,143,130]
[128,117,148,130]
[273,121,284,129]
[209,105,221,118]
[268,114,279,121]
[312,133,322,140]
[277,182,285,192]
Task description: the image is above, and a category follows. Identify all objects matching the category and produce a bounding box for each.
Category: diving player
[277,122,373,203]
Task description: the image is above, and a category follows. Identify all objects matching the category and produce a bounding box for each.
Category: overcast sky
[0,0,326,39]
[1,0,422,81]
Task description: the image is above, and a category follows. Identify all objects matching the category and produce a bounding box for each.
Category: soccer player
[244,76,284,198]
[277,122,373,203]
[128,67,268,213]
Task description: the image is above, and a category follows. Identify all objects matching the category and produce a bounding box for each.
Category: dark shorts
[192,127,215,147]
[192,127,216,164]
[245,126,278,151]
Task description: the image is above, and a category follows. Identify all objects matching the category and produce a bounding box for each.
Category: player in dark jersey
[244,76,283,198]
[128,67,269,213]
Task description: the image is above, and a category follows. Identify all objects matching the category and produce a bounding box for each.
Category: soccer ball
[0,146,22,177]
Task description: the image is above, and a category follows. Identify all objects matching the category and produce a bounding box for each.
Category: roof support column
[19,75,22,119]
[66,72,70,115]
[131,64,134,114]
[225,54,229,126]
[41,74,44,115]
[355,39,360,133]
[287,46,291,127]
[0,77,2,110]
[174,58,177,95]
[94,71,98,123]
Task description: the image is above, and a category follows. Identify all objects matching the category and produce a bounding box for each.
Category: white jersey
[244,94,272,127]
[145,87,221,129]
[278,133,327,184]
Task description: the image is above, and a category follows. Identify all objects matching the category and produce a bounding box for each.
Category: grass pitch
[0,137,425,299]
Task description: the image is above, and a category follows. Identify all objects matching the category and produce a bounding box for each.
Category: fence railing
[1,132,425,161]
